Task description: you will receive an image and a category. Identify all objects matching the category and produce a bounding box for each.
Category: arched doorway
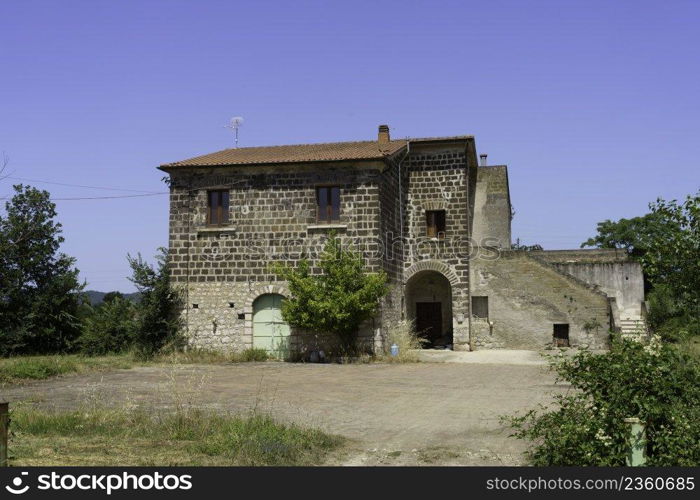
[252,294,291,358]
[405,271,453,348]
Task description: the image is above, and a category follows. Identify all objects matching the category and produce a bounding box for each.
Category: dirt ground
[1,358,567,465]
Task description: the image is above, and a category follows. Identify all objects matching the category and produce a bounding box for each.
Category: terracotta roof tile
[160,140,407,168]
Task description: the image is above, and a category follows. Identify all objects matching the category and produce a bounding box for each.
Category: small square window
[426,210,446,238]
[316,186,340,222]
[207,190,230,226]
[471,296,489,319]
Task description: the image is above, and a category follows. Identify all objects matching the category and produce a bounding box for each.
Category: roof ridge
[193,138,409,153]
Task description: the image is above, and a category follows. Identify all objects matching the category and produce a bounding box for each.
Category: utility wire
[0,192,168,201]
[6,176,162,194]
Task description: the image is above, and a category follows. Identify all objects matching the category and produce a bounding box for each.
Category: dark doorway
[416,302,442,346]
[553,324,570,347]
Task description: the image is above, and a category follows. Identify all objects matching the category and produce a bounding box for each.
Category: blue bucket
[390,344,399,357]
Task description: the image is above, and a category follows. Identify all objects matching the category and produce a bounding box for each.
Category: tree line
[0,185,181,359]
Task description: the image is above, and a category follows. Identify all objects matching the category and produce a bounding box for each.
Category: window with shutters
[316,186,340,222]
[207,190,230,226]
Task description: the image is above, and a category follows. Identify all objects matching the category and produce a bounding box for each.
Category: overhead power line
[6,176,162,194]
[0,192,168,201]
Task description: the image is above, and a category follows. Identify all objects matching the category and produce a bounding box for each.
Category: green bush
[128,249,184,359]
[647,284,700,343]
[272,234,388,354]
[79,297,136,355]
[506,336,700,466]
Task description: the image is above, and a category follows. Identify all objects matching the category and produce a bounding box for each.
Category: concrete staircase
[618,316,648,337]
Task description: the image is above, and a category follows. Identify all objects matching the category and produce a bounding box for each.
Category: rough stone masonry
[159,125,645,357]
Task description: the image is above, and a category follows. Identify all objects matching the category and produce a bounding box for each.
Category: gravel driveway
[1,359,565,465]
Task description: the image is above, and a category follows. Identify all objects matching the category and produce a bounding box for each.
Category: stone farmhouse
[159,125,645,357]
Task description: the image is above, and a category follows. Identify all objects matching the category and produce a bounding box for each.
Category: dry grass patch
[9,405,343,466]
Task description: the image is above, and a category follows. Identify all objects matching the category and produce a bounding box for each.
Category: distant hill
[84,290,141,306]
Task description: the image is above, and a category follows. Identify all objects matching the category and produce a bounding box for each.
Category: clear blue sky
[1,0,698,292]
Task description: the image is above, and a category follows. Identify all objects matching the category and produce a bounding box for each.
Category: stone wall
[375,154,406,352]
[532,249,644,317]
[167,163,388,353]
[470,251,612,349]
[472,165,511,248]
[403,142,472,349]
[547,261,644,315]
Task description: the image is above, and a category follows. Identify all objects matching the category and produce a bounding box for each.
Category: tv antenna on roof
[225,116,244,148]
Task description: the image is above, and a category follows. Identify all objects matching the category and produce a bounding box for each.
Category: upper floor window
[207,190,230,226]
[426,210,446,238]
[317,186,340,222]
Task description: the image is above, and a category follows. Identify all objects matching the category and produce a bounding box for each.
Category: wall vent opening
[471,296,489,319]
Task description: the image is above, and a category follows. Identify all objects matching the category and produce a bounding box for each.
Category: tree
[0,185,84,354]
[640,195,700,303]
[582,192,700,341]
[581,212,665,259]
[79,296,136,355]
[102,291,125,304]
[507,337,700,466]
[127,248,183,359]
[272,235,388,353]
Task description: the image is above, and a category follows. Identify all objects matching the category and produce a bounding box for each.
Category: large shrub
[507,336,700,465]
[272,234,388,353]
[79,296,136,355]
[128,249,183,359]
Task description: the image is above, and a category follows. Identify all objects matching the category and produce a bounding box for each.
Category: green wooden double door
[252,294,291,359]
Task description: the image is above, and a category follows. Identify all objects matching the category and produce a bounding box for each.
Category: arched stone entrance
[405,270,453,348]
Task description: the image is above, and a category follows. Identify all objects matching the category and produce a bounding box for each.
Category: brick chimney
[479,154,488,166]
[378,124,390,144]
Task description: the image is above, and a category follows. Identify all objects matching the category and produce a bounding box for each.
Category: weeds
[0,354,134,384]
[380,320,426,363]
[1,348,271,384]
[157,348,269,364]
[10,406,342,466]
